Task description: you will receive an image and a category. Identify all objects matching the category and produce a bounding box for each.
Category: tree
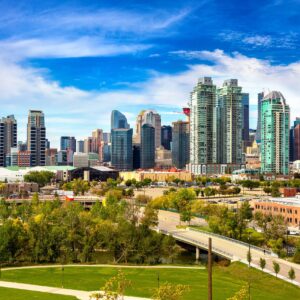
[263,187,272,195]
[90,269,131,300]
[271,188,281,198]
[288,267,296,282]
[24,171,55,187]
[227,285,248,300]
[259,258,266,271]
[152,283,188,300]
[273,261,280,277]
[247,249,252,267]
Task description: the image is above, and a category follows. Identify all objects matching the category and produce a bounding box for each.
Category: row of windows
[255,205,298,214]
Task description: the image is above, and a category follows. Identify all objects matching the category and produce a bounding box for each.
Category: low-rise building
[120,170,193,183]
[253,197,300,227]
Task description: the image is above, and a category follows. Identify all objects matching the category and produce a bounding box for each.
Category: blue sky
[1,0,300,147]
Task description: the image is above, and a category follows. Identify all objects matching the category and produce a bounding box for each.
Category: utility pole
[208,238,212,300]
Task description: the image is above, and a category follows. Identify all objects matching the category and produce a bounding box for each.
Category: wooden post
[208,238,212,300]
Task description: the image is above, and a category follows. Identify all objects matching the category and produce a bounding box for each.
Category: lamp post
[61,265,64,288]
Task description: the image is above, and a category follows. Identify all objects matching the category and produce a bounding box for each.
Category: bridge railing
[159,229,234,259]
[188,227,273,256]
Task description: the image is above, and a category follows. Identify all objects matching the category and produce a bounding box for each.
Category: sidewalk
[0,280,149,300]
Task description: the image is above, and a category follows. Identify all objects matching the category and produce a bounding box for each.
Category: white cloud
[219,31,296,49]
[2,49,300,147]
[0,37,151,60]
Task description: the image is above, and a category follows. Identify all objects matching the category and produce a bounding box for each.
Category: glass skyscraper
[261,91,290,175]
[111,110,129,130]
[172,120,189,169]
[161,125,172,150]
[111,110,133,170]
[141,124,155,169]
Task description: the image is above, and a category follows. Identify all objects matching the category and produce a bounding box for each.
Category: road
[157,210,300,286]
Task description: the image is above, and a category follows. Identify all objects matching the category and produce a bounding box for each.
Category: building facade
[242,93,250,146]
[255,92,264,143]
[290,118,300,162]
[60,136,76,152]
[217,79,243,164]
[161,125,172,150]
[27,110,46,166]
[111,128,133,170]
[141,124,155,169]
[261,91,290,175]
[172,120,190,169]
[111,110,129,130]
[190,77,217,166]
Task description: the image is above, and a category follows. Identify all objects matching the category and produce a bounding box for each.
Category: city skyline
[1,1,300,147]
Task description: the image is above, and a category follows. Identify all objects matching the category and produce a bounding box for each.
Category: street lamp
[61,265,64,288]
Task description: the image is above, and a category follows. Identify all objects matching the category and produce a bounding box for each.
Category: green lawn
[1,263,300,300]
[0,287,77,300]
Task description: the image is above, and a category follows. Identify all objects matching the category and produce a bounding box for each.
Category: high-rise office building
[261,91,290,175]
[133,144,141,169]
[0,115,17,167]
[172,121,190,169]
[289,118,300,162]
[190,77,217,166]
[91,129,103,161]
[111,110,129,130]
[255,92,264,143]
[27,110,46,166]
[111,129,133,170]
[161,125,172,150]
[111,110,133,170]
[76,140,84,153]
[242,93,250,145]
[60,136,76,152]
[141,124,155,169]
[133,110,161,149]
[218,79,243,164]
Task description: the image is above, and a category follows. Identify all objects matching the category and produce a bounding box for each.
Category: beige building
[133,110,161,149]
[120,170,193,183]
[155,146,172,168]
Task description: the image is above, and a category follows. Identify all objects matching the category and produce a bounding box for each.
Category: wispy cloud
[219,31,297,49]
[0,37,151,60]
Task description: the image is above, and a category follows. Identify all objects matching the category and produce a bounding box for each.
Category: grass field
[0,287,77,300]
[1,263,300,300]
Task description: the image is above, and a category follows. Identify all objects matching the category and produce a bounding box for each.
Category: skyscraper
[111,129,133,170]
[111,110,133,170]
[218,79,243,164]
[289,118,300,162]
[133,110,161,149]
[261,91,290,175]
[141,124,155,169]
[27,110,46,166]
[60,136,76,152]
[76,140,84,153]
[0,115,17,167]
[91,129,103,161]
[242,93,250,145]
[255,92,264,143]
[161,125,172,150]
[190,77,217,166]
[172,121,189,169]
[111,110,129,130]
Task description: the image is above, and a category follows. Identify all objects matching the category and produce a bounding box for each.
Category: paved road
[157,210,300,286]
[0,281,149,300]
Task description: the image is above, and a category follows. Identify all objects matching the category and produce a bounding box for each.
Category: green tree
[288,267,296,282]
[259,258,266,271]
[247,249,252,267]
[152,283,188,300]
[227,285,248,300]
[24,171,55,187]
[273,261,280,277]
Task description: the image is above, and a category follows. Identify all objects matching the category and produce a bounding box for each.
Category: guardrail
[188,227,274,256]
[159,229,233,259]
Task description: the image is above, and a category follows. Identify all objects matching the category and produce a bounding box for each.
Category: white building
[73,152,89,168]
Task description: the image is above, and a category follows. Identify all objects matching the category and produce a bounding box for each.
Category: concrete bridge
[158,210,300,286]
